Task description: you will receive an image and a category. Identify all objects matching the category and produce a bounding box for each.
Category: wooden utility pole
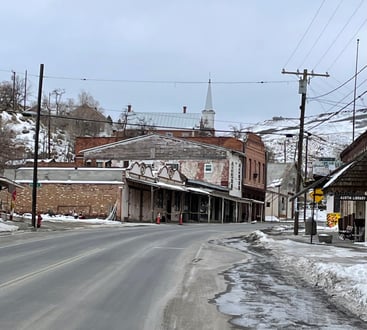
[24,70,27,111]
[281,69,329,235]
[31,64,44,229]
[352,39,360,142]
[12,71,16,111]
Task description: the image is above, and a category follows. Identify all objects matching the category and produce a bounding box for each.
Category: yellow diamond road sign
[310,188,323,203]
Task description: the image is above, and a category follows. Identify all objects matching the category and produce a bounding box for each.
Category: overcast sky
[1,0,366,132]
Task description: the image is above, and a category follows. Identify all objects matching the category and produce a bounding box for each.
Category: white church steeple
[201,79,216,131]
[204,79,214,111]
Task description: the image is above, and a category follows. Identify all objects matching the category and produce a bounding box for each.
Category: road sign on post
[310,188,323,203]
[29,183,41,188]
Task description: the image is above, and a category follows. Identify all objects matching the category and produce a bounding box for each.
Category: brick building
[76,134,265,222]
[2,167,124,218]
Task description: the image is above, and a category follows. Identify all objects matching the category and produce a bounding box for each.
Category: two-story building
[77,134,264,222]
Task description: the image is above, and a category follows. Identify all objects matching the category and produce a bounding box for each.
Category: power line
[308,64,367,100]
[327,17,367,72]
[283,0,326,68]
[308,89,367,130]
[314,77,367,109]
[312,0,364,71]
[298,0,343,68]
[0,69,295,85]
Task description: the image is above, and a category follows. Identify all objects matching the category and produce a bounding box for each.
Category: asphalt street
[0,222,269,330]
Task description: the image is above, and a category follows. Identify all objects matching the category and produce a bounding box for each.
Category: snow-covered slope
[1,110,71,163]
[242,108,367,163]
[2,108,366,165]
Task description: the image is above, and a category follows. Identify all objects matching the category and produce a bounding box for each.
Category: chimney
[127,104,132,112]
[183,106,187,114]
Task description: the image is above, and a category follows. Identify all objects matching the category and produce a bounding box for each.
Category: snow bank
[0,221,19,232]
[252,230,367,321]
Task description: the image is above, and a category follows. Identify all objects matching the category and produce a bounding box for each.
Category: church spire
[201,79,216,132]
[204,79,213,111]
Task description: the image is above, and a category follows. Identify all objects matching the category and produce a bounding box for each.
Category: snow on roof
[186,187,211,195]
[15,180,124,185]
[155,181,186,191]
[268,178,283,189]
[323,161,355,189]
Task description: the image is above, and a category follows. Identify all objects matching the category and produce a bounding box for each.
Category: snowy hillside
[1,110,71,163]
[1,108,366,166]
[242,108,367,163]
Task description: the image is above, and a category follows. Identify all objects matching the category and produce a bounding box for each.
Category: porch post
[221,198,224,224]
[235,201,238,223]
[116,186,123,221]
[249,202,253,221]
[208,195,211,223]
[365,200,367,242]
[151,185,154,223]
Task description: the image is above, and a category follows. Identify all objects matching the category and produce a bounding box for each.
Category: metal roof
[125,112,201,130]
[0,176,23,191]
[317,150,367,194]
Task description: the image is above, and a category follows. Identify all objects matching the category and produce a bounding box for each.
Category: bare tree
[0,74,30,112]
[137,117,156,135]
[78,90,103,112]
[0,116,25,172]
[229,124,245,139]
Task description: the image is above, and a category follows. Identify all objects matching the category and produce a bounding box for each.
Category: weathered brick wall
[244,133,266,190]
[75,137,123,154]
[0,183,120,218]
[179,159,229,186]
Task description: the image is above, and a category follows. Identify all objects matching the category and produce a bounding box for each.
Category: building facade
[266,163,297,220]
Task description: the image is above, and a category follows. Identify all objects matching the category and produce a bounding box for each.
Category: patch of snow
[0,221,19,232]
[225,230,367,322]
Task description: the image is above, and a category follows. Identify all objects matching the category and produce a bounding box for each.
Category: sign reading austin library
[339,195,367,201]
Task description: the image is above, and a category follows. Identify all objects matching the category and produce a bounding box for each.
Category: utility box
[305,218,317,235]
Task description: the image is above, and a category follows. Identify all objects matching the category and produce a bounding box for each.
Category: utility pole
[24,70,27,111]
[31,64,44,229]
[12,71,16,111]
[303,131,311,222]
[53,89,65,115]
[47,93,52,159]
[281,69,329,235]
[352,39,360,142]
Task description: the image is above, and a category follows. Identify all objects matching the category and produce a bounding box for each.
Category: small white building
[265,163,297,220]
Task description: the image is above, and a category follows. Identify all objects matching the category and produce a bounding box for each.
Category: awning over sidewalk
[155,181,186,191]
[289,175,331,201]
[0,177,24,191]
[186,187,211,195]
[126,176,258,205]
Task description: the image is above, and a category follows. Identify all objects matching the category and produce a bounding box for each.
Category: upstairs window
[204,163,213,173]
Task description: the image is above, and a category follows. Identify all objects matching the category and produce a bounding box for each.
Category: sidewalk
[241,225,367,323]
[265,221,367,250]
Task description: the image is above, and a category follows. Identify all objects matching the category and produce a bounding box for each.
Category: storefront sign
[339,195,367,201]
